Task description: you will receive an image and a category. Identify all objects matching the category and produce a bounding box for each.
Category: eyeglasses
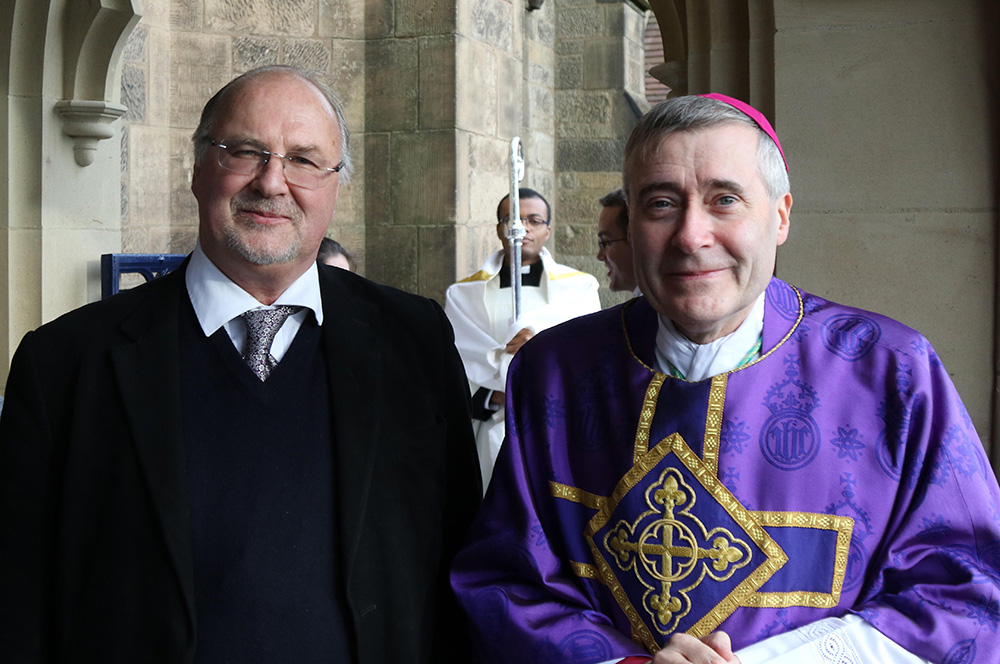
[597,237,628,250]
[499,215,550,228]
[209,139,343,190]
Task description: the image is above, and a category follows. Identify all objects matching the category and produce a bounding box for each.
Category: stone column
[1,0,139,389]
[773,0,997,462]
[364,0,556,303]
[554,0,649,308]
[363,0,459,299]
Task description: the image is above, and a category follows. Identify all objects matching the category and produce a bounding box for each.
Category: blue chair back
[101,253,186,299]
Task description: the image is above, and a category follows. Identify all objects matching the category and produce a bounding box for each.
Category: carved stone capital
[54,99,127,166]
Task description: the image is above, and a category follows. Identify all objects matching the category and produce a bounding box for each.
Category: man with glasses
[0,65,480,663]
[445,188,600,490]
[597,188,639,295]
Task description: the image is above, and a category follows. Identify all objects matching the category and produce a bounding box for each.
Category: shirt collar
[484,246,553,277]
[654,291,765,382]
[185,241,324,337]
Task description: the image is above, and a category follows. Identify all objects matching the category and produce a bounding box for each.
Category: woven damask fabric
[240,305,301,380]
[453,277,998,664]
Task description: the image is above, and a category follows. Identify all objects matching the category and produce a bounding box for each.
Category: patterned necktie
[240,305,300,381]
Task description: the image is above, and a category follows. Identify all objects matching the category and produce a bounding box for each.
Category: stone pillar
[773,0,997,460]
[363,0,458,298]
[519,1,557,235]
[1,0,139,389]
[554,0,649,308]
[364,0,556,303]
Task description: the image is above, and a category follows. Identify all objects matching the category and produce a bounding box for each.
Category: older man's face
[191,71,342,286]
[627,123,791,343]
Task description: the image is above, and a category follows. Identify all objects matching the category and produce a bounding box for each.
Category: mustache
[231,192,302,221]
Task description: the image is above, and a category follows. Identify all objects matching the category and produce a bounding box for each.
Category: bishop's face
[627,123,791,343]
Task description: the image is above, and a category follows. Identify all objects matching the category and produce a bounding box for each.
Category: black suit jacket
[0,263,481,663]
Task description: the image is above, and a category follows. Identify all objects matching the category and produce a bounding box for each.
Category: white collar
[185,241,324,336]
[654,292,766,382]
[482,246,554,277]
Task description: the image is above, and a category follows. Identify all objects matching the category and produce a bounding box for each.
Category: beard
[224,192,305,265]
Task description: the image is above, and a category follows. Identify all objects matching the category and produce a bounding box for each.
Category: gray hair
[623,96,788,200]
[191,65,353,182]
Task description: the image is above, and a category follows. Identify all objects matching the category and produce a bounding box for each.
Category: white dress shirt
[184,242,324,361]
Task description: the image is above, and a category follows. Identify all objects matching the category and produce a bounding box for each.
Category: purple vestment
[452,278,1000,664]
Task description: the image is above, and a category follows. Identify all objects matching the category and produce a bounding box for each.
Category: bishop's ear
[775,192,792,245]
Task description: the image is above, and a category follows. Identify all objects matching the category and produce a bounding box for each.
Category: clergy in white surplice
[445,189,600,490]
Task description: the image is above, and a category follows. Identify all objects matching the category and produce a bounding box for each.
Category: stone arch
[62,0,141,101]
[646,0,775,119]
[1,0,140,388]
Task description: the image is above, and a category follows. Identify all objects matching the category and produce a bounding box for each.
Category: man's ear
[775,192,792,246]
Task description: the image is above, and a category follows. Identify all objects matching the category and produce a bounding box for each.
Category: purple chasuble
[451,277,1000,664]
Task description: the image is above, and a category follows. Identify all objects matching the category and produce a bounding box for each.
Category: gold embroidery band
[741,511,855,607]
[634,373,665,464]
[550,481,605,510]
[702,374,727,475]
[570,561,604,583]
[741,591,838,608]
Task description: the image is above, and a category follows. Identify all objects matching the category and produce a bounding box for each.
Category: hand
[489,390,505,407]
[505,328,535,355]
[651,632,740,664]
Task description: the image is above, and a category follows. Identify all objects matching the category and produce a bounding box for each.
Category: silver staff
[507,137,526,321]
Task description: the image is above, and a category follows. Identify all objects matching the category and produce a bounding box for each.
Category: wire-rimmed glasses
[597,237,628,250]
[209,139,343,190]
[499,215,550,228]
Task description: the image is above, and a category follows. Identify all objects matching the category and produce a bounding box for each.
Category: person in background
[317,236,356,272]
[0,64,480,663]
[597,188,638,295]
[444,188,600,490]
[452,93,1000,664]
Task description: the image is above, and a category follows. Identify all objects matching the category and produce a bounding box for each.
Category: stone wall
[772,0,996,449]
[555,0,649,308]
[5,0,999,463]
[448,0,558,294]
[117,0,652,305]
[1,0,138,383]
[117,0,602,305]
[120,0,367,270]
[362,1,455,295]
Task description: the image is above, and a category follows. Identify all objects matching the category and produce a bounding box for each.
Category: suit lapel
[319,268,384,574]
[110,269,196,634]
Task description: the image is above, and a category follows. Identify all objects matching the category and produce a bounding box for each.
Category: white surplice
[444,248,600,490]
